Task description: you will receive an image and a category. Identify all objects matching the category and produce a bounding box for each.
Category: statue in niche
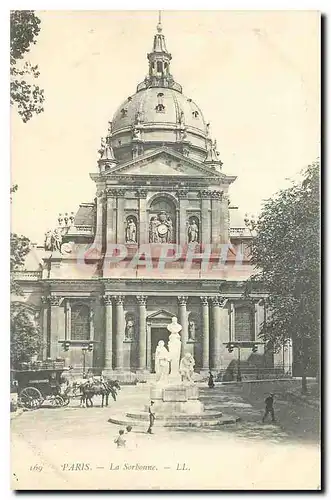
[125,218,137,243]
[149,211,173,243]
[155,340,170,383]
[125,318,135,341]
[187,218,199,243]
[188,319,196,341]
[179,353,195,384]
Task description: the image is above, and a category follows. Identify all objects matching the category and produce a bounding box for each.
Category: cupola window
[192,110,199,118]
[121,108,128,118]
[155,92,165,112]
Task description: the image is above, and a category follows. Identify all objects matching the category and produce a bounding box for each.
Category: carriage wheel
[19,387,43,410]
[62,395,70,407]
[51,396,64,407]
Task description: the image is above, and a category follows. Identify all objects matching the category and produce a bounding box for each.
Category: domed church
[13,15,292,380]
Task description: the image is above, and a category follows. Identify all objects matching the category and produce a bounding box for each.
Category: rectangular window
[235,306,254,341]
[71,304,90,341]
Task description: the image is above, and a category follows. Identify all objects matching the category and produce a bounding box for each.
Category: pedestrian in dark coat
[147,401,156,434]
[208,371,215,388]
[262,393,276,423]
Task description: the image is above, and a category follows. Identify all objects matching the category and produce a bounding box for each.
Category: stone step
[108,413,240,428]
[125,410,223,421]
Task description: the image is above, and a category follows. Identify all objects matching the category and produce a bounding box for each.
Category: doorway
[151,328,168,373]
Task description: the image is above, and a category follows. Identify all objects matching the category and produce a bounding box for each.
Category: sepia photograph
[10,9,321,490]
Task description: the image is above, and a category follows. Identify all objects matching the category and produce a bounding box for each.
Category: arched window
[157,61,163,73]
[71,304,90,341]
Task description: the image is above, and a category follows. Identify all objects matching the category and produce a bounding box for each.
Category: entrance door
[151,328,168,373]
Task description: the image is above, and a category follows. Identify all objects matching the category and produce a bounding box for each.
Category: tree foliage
[11,303,43,368]
[246,161,320,386]
[10,10,44,122]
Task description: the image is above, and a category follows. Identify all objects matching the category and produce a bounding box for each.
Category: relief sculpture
[149,211,173,243]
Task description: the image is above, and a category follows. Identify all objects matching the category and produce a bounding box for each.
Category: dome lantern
[137,12,182,93]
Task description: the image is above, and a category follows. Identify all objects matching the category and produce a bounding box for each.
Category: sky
[11,10,320,244]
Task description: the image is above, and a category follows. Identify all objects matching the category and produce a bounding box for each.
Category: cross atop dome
[157,10,162,33]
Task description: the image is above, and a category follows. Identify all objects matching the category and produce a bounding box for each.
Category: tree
[10,10,44,122]
[11,303,43,369]
[246,161,320,393]
[10,188,44,367]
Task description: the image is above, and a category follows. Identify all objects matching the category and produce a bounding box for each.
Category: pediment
[146,309,176,321]
[105,147,223,178]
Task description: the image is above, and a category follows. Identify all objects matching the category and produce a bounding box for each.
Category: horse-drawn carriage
[12,360,71,410]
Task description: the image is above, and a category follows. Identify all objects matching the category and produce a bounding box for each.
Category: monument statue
[179,353,195,384]
[155,340,170,383]
[167,317,182,378]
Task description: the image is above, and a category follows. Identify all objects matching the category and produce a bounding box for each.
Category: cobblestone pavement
[11,382,321,490]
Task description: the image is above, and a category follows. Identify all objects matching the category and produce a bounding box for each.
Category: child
[114,429,126,448]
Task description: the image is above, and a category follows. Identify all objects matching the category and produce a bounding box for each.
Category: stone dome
[101,16,221,167]
[110,87,209,163]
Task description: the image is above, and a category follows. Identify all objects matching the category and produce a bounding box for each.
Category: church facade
[13,18,292,380]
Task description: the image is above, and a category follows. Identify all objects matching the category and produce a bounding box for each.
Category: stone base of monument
[150,383,204,414]
[108,382,240,428]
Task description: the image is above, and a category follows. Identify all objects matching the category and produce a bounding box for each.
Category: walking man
[147,401,156,434]
[208,371,215,389]
[262,393,276,423]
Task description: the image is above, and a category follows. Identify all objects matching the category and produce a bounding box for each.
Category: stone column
[178,296,188,356]
[114,296,125,370]
[220,193,229,244]
[200,191,211,244]
[49,295,62,358]
[116,189,125,244]
[178,190,188,246]
[200,296,210,371]
[211,191,222,247]
[106,189,117,250]
[137,295,148,370]
[137,190,148,244]
[211,296,221,371]
[229,301,235,341]
[103,295,113,371]
[254,300,265,340]
[93,188,106,252]
[284,339,293,376]
[64,299,71,340]
[89,306,95,341]
[41,296,49,358]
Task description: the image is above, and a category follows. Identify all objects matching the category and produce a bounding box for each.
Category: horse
[79,378,121,408]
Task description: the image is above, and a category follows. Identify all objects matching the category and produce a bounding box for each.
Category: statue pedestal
[149,383,204,414]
